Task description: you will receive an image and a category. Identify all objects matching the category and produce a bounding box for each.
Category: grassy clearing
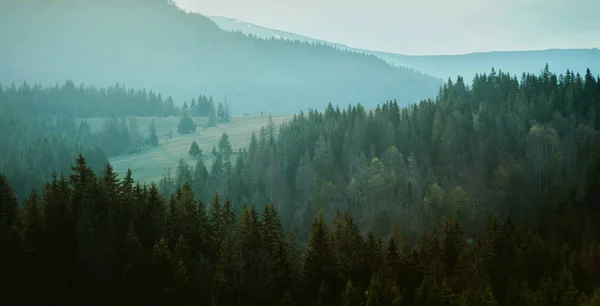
[88,115,292,184]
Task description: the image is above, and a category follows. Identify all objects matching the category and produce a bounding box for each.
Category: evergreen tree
[208,99,217,127]
[342,279,362,306]
[303,211,334,304]
[217,102,224,120]
[149,119,159,147]
[189,141,202,158]
[178,111,196,134]
[218,133,232,160]
[0,174,20,246]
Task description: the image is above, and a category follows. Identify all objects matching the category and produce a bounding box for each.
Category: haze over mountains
[0,0,441,115]
[209,15,600,82]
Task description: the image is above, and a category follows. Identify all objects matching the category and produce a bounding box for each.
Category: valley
[1,0,600,305]
[87,114,293,184]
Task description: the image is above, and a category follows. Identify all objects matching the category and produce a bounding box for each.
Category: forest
[160,66,600,240]
[0,80,231,200]
[1,65,600,305]
[0,0,442,115]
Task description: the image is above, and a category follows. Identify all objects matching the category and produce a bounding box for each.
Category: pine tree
[239,203,265,303]
[190,98,197,116]
[149,119,159,147]
[218,133,232,160]
[175,158,193,189]
[303,211,334,304]
[121,223,146,304]
[192,158,209,202]
[178,112,196,134]
[189,141,202,158]
[20,189,43,258]
[312,135,334,181]
[208,99,217,127]
[217,102,224,120]
[150,236,173,302]
[0,173,20,246]
[365,275,384,306]
[342,279,362,306]
[442,219,466,274]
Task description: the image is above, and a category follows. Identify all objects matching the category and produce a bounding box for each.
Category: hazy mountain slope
[208,15,600,81]
[0,0,441,115]
[368,48,600,81]
[207,15,351,50]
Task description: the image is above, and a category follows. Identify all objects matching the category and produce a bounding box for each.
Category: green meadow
[86,115,292,184]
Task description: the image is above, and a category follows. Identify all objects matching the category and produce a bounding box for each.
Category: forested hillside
[0,0,441,115]
[0,80,178,118]
[208,15,600,83]
[0,81,180,200]
[160,65,600,239]
[372,48,600,84]
[2,65,600,305]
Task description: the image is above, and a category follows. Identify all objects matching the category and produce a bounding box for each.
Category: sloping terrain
[86,114,292,184]
[0,0,441,115]
[209,15,600,81]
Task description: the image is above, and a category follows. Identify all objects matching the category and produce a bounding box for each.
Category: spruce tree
[178,112,196,134]
[189,141,202,158]
[208,99,217,127]
[303,211,334,304]
[0,173,20,244]
[217,102,224,120]
[149,119,159,147]
[218,133,232,160]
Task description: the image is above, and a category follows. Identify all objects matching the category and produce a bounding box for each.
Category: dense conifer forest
[0,81,181,200]
[160,66,600,240]
[1,66,600,305]
[0,80,178,118]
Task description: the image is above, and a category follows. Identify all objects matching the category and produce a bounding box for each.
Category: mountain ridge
[0,0,441,115]
[207,15,600,81]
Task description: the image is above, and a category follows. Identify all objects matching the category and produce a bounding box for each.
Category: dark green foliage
[208,103,218,128]
[218,133,232,160]
[149,119,159,147]
[0,154,598,305]
[161,66,600,242]
[2,65,600,305]
[0,80,191,200]
[0,110,110,200]
[0,80,178,118]
[189,141,202,158]
[178,112,196,134]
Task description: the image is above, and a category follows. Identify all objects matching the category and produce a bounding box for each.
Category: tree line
[159,65,600,241]
[185,94,231,121]
[1,64,600,304]
[0,110,165,200]
[1,0,443,115]
[0,80,179,118]
[0,80,230,200]
[1,155,599,305]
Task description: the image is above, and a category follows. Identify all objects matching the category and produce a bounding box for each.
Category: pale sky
[173,0,599,55]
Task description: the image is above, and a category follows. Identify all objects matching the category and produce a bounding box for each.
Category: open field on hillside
[87,115,293,184]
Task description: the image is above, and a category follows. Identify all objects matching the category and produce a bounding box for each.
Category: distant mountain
[208,16,600,81]
[207,15,351,50]
[0,0,441,116]
[368,48,600,82]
